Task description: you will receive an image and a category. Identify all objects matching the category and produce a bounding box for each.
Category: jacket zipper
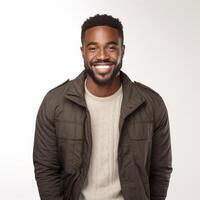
[117,117,126,200]
[77,108,92,199]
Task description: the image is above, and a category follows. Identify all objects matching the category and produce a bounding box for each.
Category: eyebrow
[86,41,119,47]
[86,42,98,47]
[107,41,119,45]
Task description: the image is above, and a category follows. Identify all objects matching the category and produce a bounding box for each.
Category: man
[33,14,172,200]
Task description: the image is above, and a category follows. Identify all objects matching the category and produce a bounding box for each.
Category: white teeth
[94,65,110,69]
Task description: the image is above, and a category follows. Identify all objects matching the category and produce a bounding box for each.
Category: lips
[95,65,110,69]
[92,63,113,74]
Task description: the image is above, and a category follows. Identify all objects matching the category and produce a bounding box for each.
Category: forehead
[83,25,121,44]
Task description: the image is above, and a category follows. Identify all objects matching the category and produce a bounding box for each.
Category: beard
[84,60,123,86]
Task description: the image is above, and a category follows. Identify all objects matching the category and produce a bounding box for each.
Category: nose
[96,48,109,60]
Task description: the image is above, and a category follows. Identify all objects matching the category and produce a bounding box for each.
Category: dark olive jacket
[33,70,172,200]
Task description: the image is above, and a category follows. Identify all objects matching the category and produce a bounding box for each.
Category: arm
[33,95,63,200]
[150,98,173,200]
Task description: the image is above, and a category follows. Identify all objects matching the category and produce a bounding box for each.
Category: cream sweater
[79,80,124,200]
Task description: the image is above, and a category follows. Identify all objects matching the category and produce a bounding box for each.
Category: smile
[94,65,111,69]
[91,64,113,74]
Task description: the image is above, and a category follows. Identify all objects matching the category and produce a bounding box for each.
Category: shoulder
[38,79,70,116]
[133,81,169,128]
[133,81,167,114]
[134,81,160,96]
[134,81,162,100]
[44,79,70,102]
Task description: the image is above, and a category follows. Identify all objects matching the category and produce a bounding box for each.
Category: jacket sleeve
[33,94,63,200]
[150,97,173,200]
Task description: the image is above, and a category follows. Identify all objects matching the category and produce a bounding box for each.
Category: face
[81,26,125,86]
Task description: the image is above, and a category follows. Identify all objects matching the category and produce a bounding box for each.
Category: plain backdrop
[0,0,200,199]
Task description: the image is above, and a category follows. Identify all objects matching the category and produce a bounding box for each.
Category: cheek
[85,53,97,64]
[112,52,122,63]
[83,53,92,63]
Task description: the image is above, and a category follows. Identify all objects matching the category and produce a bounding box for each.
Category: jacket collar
[64,69,146,120]
[63,70,87,107]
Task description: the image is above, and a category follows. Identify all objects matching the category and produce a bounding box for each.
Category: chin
[84,62,122,86]
[93,71,120,86]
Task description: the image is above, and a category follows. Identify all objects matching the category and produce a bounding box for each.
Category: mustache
[91,59,116,66]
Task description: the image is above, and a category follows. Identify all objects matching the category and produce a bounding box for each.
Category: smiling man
[81,25,124,92]
[33,14,173,200]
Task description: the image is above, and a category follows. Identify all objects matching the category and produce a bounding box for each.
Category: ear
[121,44,125,57]
[80,46,84,58]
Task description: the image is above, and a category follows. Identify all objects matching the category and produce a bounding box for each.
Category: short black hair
[81,14,124,45]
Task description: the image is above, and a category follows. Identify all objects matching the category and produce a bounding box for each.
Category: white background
[0,0,200,199]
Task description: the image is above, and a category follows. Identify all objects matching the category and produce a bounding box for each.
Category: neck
[85,74,121,97]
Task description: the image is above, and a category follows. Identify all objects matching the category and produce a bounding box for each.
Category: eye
[88,46,97,52]
[107,45,117,51]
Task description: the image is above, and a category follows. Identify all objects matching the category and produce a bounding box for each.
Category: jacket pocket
[128,122,153,140]
[56,119,84,140]
[56,120,84,172]
[127,122,152,187]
